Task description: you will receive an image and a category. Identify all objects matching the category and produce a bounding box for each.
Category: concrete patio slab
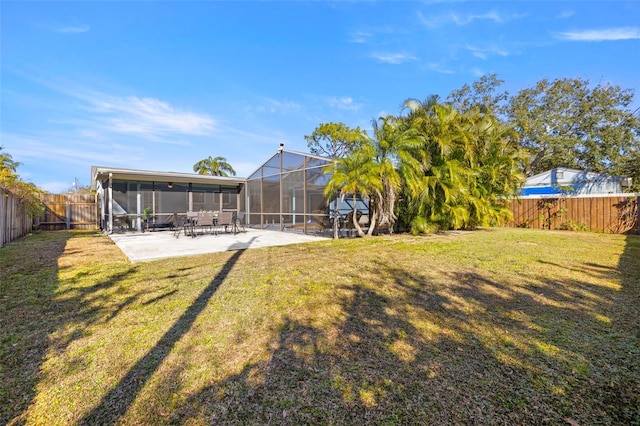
[109,228,327,262]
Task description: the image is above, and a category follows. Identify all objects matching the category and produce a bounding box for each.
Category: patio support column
[152,182,156,229]
[303,156,307,234]
[94,188,99,230]
[98,181,105,230]
[108,173,113,234]
[136,183,142,231]
[279,152,283,231]
[260,173,264,228]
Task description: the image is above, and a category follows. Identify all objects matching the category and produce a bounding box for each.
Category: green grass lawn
[1,228,638,425]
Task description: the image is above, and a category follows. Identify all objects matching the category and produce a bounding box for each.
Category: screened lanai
[91,166,245,233]
[246,149,369,235]
[91,148,369,236]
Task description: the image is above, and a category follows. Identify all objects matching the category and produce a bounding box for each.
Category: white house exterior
[521,167,632,196]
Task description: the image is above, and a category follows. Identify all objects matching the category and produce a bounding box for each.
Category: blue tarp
[521,186,572,196]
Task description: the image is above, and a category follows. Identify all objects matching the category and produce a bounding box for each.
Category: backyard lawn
[1,228,638,425]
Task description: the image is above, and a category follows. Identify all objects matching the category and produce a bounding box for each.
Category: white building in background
[521,167,632,196]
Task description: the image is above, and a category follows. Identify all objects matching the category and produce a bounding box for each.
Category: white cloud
[371,52,418,64]
[556,10,575,19]
[419,10,514,28]
[469,67,485,78]
[349,31,373,43]
[2,131,143,167]
[426,62,454,74]
[88,95,215,137]
[254,98,301,114]
[328,97,362,111]
[465,44,510,60]
[56,24,90,34]
[451,11,504,25]
[23,77,217,140]
[555,27,640,41]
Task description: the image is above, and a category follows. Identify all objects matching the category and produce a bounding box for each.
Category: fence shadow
[1,231,141,425]
[79,245,250,425]
[608,234,640,422]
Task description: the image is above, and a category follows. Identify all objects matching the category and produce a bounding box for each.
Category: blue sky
[2,1,639,193]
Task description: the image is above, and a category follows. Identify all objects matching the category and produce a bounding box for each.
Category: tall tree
[304,122,368,159]
[446,73,509,116]
[323,145,382,238]
[193,156,236,176]
[507,77,640,177]
[398,99,525,233]
[308,122,368,237]
[0,146,44,216]
[0,146,21,183]
[369,115,423,234]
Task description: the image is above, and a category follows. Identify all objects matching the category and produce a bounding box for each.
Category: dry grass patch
[1,228,638,425]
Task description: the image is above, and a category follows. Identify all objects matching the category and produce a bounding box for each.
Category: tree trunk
[353,194,365,237]
[332,196,339,239]
[366,192,380,236]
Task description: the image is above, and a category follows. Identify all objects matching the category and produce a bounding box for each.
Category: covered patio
[91,166,246,234]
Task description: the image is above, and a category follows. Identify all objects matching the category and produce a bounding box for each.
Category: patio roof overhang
[91,165,247,190]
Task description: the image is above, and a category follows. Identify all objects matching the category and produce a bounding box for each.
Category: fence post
[66,196,71,229]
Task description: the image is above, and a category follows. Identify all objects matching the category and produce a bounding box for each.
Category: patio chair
[310,210,332,236]
[197,211,215,235]
[216,211,235,234]
[172,212,189,238]
[234,211,246,232]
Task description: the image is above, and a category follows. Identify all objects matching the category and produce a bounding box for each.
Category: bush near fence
[506,194,640,234]
[35,194,97,231]
[1,188,34,247]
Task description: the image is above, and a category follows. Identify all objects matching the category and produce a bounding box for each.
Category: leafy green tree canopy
[507,77,640,178]
[0,146,44,216]
[304,122,368,158]
[193,156,236,176]
[323,144,382,238]
[446,73,509,117]
[397,100,525,233]
[1,145,21,180]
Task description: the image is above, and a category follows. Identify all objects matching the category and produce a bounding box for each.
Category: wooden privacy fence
[1,188,33,247]
[16,193,640,235]
[35,194,97,231]
[505,194,640,234]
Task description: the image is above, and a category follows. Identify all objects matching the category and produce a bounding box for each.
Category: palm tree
[323,145,382,238]
[369,115,424,235]
[399,98,525,233]
[398,98,467,232]
[192,156,236,176]
[1,146,21,185]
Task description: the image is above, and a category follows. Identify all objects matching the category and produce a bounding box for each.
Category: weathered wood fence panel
[1,188,33,247]
[20,193,640,235]
[506,195,640,234]
[35,194,97,231]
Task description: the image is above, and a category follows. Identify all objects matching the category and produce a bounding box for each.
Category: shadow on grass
[6,231,637,424]
[0,231,140,425]
[607,234,640,423]
[79,245,250,425]
[164,236,639,424]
